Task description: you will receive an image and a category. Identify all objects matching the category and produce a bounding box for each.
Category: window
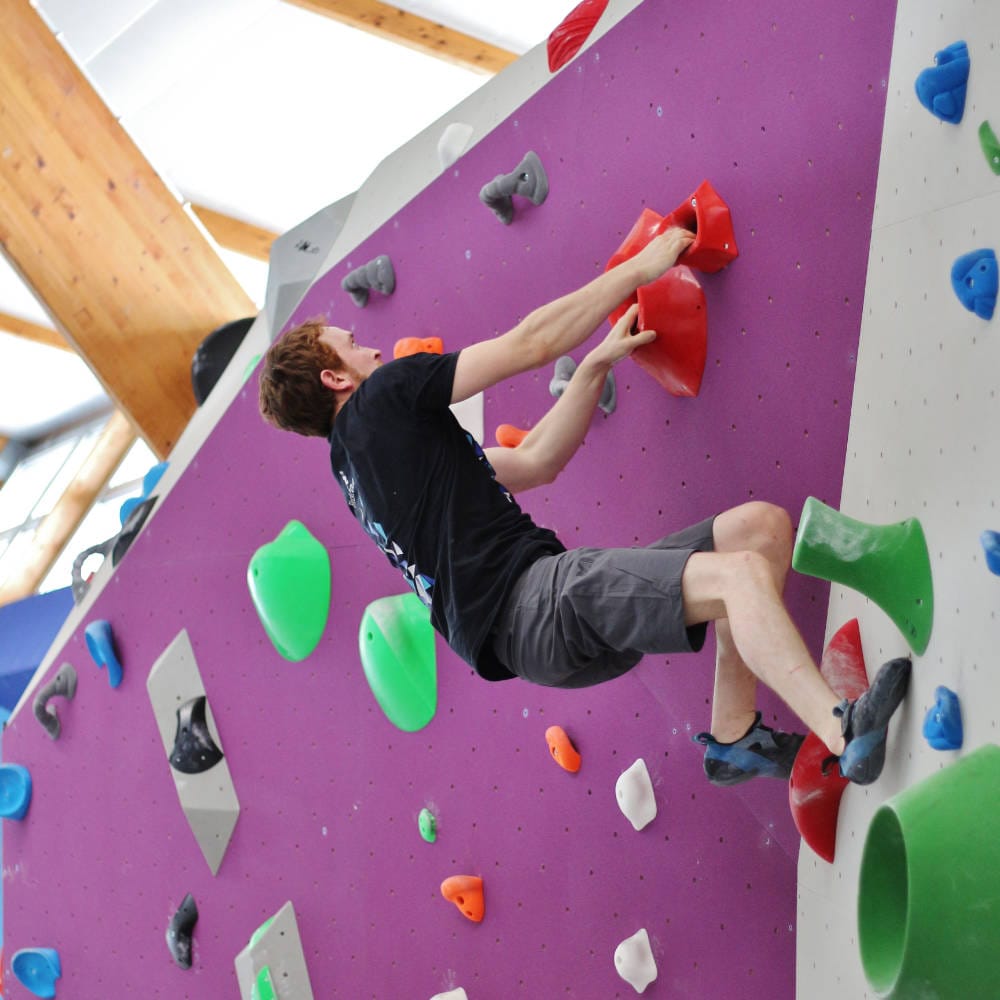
[0,419,158,595]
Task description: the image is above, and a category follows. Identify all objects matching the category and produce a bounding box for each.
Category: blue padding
[0,588,73,712]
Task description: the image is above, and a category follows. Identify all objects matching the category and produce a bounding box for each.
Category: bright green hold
[419,807,437,843]
[243,353,263,384]
[248,520,331,661]
[252,965,277,1000]
[249,916,275,949]
[979,121,1000,175]
[359,592,437,732]
[792,497,933,655]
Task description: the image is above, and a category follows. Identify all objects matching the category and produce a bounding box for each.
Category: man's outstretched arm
[451,227,693,405]
[485,304,653,493]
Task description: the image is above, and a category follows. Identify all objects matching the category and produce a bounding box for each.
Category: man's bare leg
[708,503,792,742]
[681,507,846,757]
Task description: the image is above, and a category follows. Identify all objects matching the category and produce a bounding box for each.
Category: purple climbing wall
[2,2,896,997]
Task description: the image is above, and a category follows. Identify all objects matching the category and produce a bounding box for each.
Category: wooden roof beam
[0,1,256,459]
[0,309,70,352]
[281,0,517,74]
[190,204,278,263]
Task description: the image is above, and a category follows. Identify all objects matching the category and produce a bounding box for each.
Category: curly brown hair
[259,318,344,437]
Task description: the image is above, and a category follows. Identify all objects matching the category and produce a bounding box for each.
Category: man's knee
[719,501,793,567]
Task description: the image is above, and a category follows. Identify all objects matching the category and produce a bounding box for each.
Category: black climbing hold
[166,892,198,969]
[191,317,256,405]
[169,696,224,774]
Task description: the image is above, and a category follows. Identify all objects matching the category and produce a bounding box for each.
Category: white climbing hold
[430,989,469,1000]
[614,928,658,994]
[615,758,657,831]
[437,122,474,169]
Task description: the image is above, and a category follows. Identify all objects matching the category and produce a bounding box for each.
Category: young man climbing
[259,226,909,787]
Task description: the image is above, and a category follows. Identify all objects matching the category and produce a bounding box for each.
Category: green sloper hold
[248,521,331,661]
[792,497,933,655]
[979,121,1000,175]
[359,592,437,732]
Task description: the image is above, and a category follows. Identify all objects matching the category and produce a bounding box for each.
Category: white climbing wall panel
[797,2,1000,997]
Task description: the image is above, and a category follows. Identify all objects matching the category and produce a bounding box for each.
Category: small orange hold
[495,424,529,448]
[545,725,581,773]
[394,337,444,359]
[440,875,485,922]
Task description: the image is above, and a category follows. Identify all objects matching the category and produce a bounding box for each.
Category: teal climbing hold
[0,763,33,820]
[793,497,933,655]
[359,592,437,732]
[12,948,61,998]
[248,521,331,661]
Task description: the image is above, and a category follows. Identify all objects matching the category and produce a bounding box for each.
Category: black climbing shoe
[694,712,805,786]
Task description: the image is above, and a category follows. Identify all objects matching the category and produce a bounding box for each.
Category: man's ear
[320,367,353,392]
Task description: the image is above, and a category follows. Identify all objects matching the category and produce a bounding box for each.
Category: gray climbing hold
[479,151,549,224]
[234,901,315,1000]
[341,254,396,307]
[548,355,616,414]
[167,893,198,970]
[32,663,78,740]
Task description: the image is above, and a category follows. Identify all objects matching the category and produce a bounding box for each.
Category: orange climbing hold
[545,725,581,772]
[440,875,485,922]
[495,424,529,448]
[788,618,871,864]
[394,337,444,359]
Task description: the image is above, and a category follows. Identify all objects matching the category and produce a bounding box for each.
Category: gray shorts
[490,516,717,688]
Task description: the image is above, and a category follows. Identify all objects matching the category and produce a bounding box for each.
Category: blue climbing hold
[12,948,62,998]
[981,530,1000,574]
[120,460,169,526]
[915,40,969,124]
[923,686,963,750]
[951,249,997,320]
[84,619,124,688]
[0,763,33,820]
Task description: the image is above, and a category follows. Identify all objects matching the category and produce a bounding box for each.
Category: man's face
[318,326,383,384]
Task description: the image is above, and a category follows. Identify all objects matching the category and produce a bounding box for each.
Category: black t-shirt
[329,351,566,680]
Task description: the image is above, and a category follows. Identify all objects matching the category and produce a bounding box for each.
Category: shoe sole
[840,657,912,785]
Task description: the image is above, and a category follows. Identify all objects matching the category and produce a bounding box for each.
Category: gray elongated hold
[166,893,198,969]
[170,695,224,774]
[32,663,78,740]
[479,151,549,224]
[341,254,396,307]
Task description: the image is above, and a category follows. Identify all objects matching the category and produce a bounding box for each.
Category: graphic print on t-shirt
[337,462,435,605]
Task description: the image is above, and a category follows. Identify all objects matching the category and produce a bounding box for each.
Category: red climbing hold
[788,618,870,864]
[606,208,665,327]
[633,266,708,397]
[547,0,609,73]
[660,179,739,274]
[441,875,485,922]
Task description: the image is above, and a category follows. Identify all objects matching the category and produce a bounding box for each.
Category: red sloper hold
[788,619,871,864]
[547,0,610,73]
[660,179,739,274]
[632,265,707,397]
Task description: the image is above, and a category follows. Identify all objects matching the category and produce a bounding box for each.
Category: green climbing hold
[792,497,933,655]
[359,592,437,732]
[249,916,275,949]
[248,521,331,661]
[252,965,277,1000]
[419,807,437,843]
[979,120,1000,175]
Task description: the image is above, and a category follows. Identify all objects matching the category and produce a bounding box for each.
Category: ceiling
[0,0,574,442]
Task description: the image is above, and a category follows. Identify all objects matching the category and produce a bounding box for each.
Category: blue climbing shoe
[833,657,912,785]
[694,713,805,786]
